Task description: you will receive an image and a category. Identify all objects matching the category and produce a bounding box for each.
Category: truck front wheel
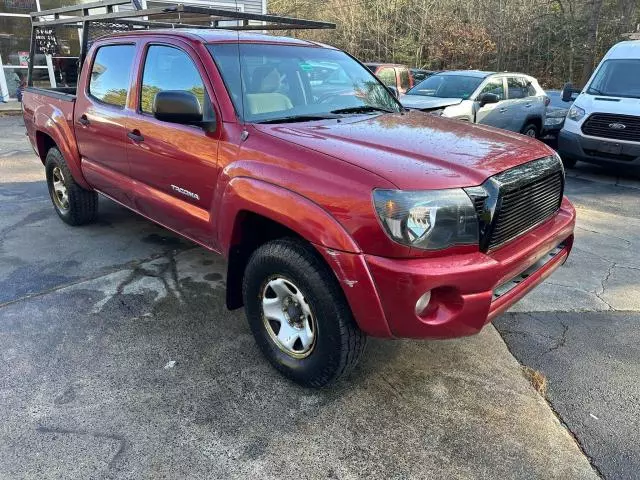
[45,148,98,226]
[242,238,366,387]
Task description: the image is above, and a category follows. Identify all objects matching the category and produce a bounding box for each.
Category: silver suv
[400,70,548,138]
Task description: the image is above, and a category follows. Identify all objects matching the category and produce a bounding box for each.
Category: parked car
[24,28,575,387]
[558,40,640,169]
[400,70,548,138]
[364,62,414,95]
[542,89,575,140]
[410,68,434,83]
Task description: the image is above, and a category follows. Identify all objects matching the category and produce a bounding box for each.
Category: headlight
[544,117,565,126]
[373,189,479,250]
[567,105,585,121]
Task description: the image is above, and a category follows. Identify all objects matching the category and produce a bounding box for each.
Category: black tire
[242,238,366,387]
[522,123,539,139]
[561,155,578,169]
[45,147,98,226]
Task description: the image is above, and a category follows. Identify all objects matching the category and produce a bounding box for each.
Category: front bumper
[542,118,565,137]
[317,198,575,339]
[559,129,640,167]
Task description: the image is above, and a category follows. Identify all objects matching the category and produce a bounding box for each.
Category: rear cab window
[88,44,136,107]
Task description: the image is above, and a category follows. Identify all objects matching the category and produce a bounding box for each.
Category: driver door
[475,77,508,128]
[126,41,221,247]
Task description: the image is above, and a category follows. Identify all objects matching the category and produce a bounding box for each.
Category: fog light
[415,291,432,316]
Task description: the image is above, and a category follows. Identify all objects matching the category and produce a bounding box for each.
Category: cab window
[88,44,135,107]
[399,68,410,90]
[377,68,397,87]
[479,78,505,101]
[140,45,206,114]
[507,77,528,99]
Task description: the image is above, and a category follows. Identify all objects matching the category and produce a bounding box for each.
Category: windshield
[406,74,484,99]
[207,43,401,123]
[587,59,640,99]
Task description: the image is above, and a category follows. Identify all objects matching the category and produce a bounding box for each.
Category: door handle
[499,107,507,113]
[77,114,90,126]
[524,103,532,108]
[127,130,144,143]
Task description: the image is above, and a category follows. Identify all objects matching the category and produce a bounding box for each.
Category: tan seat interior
[245,65,293,116]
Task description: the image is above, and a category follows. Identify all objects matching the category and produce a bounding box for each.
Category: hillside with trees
[269,0,639,88]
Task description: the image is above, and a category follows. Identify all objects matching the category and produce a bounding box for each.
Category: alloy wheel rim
[51,166,69,211]
[261,277,316,359]
[525,128,536,138]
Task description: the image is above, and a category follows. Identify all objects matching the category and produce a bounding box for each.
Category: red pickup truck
[23,29,575,387]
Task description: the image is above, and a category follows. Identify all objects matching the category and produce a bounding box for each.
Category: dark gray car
[400,70,547,138]
[542,89,574,139]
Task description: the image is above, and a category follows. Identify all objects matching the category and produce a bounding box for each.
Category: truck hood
[399,95,463,110]
[254,111,551,190]
[574,92,640,116]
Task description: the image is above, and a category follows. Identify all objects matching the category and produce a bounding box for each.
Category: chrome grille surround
[465,155,564,252]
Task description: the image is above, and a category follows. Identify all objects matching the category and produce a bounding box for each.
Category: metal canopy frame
[27,0,335,85]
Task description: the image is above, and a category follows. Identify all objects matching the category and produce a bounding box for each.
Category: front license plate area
[492,242,565,300]
[597,142,622,155]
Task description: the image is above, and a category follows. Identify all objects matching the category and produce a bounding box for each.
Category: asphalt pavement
[2,113,634,479]
[495,161,640,479]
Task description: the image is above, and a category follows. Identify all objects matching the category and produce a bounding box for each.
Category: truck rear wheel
[242,238,366,387]
[45,147,98,226]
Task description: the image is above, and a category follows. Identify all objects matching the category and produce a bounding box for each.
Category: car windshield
[587,59,640,99]
[207,44,401,123]
[406,74,484,99]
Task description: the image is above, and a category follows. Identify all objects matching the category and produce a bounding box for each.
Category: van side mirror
[153,90,215,131]
[478,92,499,107]
[561,82,575,102]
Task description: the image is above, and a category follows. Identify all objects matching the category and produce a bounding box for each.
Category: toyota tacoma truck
[23,28,575,387]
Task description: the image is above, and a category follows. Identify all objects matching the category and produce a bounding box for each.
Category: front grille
[466,156,564,252]
[581,113,640,142]
[472,196,486,215]
[489,171,563,249]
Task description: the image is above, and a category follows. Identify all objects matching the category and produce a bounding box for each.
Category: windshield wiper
[256,114,341,124]
[330,105,395,115]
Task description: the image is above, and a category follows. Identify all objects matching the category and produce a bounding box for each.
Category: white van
[558,40,640,169]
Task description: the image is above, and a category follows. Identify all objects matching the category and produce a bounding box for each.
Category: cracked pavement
[0,114,632,479]
[495,162,640,479]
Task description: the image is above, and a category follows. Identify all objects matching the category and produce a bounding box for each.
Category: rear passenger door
[75,43,137,205]
[475,77,507,128]
[126,42,221,247]
[505,76,530,132]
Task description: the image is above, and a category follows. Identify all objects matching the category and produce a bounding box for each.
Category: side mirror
[387,86,399,98]
[561,82,575,102]
[154,90,204,125]
[478,92,499,107]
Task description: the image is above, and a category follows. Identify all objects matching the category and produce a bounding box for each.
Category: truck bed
[22,86,77,166]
